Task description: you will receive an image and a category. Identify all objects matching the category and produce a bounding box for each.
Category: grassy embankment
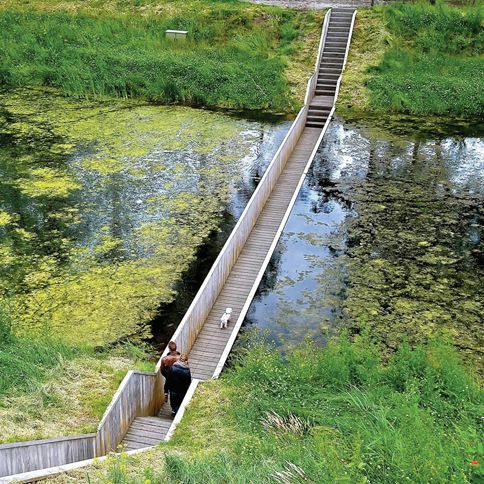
[49,336,483,483]
[339,1,484,117]
[0,0,323,112]
[0,308,152,443]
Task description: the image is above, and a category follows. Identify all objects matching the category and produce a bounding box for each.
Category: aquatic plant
[0,90,276,346]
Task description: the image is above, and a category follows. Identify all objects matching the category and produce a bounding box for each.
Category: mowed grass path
[0,0,322,112]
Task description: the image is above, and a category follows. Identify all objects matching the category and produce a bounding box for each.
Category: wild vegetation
[48,336,483,483]
[340,1,484,117]
[0,0,323,112]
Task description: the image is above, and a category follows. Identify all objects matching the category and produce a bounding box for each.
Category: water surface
[0,89,290,346]
[244,117,483,362]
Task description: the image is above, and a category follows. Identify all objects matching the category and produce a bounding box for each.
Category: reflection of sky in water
[244,118,483,351]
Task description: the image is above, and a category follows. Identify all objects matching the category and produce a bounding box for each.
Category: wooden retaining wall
[0,434,95,478]
[0,371,162,478]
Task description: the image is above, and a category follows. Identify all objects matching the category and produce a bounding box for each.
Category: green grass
[66,335,483,484]
[0,304,76,395]
[0,306,154,443]
[0,0,321,112]
[366,1,484,116]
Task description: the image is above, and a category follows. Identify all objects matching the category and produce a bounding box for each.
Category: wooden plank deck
[188,128,322,379]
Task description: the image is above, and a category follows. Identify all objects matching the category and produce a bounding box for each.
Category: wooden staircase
[121,401,174,451]
[306,7,355,129]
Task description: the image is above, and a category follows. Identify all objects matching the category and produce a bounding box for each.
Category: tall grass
[0,303,77,395]
[367,1,484,116]
[0,2,313,111]
[94,336,483,483]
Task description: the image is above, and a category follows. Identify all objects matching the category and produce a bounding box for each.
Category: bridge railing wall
[95,370,163,455]
[0,434,96,478]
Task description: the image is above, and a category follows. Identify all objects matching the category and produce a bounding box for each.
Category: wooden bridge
[0,7,357,482]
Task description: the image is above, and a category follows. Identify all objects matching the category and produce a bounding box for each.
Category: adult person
[160,341,181,401]
[166,354,192,415]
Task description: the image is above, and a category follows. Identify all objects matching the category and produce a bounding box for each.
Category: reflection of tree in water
[0,112,77,299]
[242,119,483,363]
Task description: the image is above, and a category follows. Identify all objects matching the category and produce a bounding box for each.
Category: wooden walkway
[188,128,321,379]
[121,7,356,451]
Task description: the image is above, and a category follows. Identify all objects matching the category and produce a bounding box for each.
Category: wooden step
[325,41,347,46]
[316,83,337,89]
[323,51,345,57]
[321,57,344,63]
[318,67,341,73]
[328,27,350,33]
[306,122,326,129]
[308,105,331,112]
[329,20,351,29]
[326,35,349,41]
[306,116,328,123]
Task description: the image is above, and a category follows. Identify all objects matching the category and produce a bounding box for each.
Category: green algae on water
[0,89,266,346]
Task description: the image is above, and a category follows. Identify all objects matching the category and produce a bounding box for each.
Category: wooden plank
[129,420,170,431]
[129,422,170,434]
[135,417,167,427]
[123,435,161,446]
[124,431,165,444]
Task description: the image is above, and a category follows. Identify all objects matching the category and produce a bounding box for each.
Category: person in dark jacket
[166,354,192,415]
[160,341,181,401]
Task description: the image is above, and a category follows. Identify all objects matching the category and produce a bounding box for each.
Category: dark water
[242,117,483,358]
